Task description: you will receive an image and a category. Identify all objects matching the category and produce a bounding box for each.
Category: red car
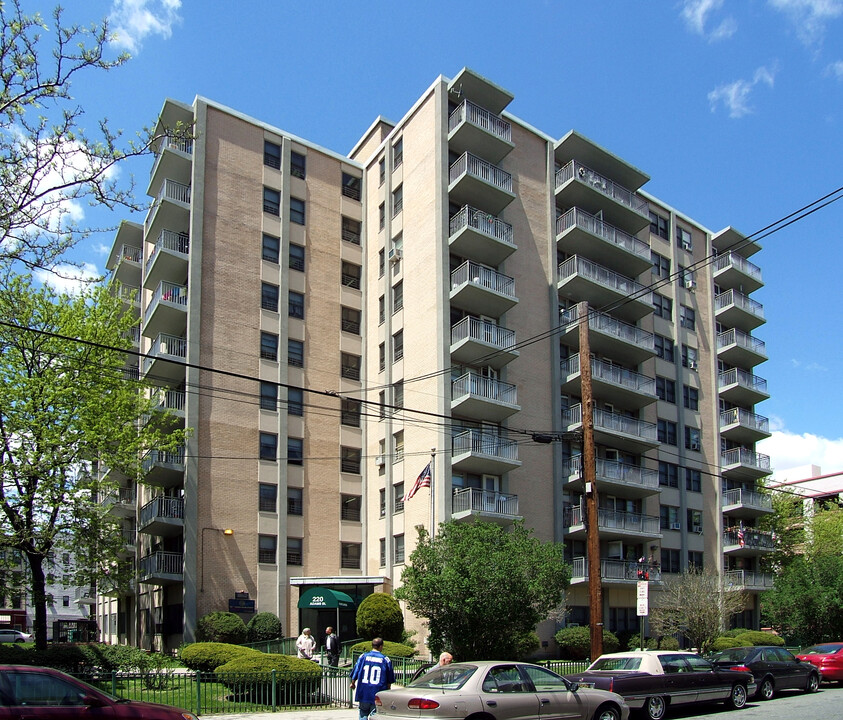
[0,665,198,719]
[796,643,843,682]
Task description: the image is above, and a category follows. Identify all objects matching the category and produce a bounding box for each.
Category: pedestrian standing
[325,626,340,667]
[296,627,316,660]
[350,637,395,719]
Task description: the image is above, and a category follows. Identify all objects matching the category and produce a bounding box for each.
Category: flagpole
[430,448,436,539]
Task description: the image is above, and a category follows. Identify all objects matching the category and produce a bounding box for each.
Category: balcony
[559,306,655,365]
[713,252,763,294]
[138,551,183,585]
[448,99,513,164]
[563,404,659,452]
[117,528,136,558]
[560,355,656,410]
[561,456,659,499]
[113,282,140,310]
[712,226,761,259]
[721,447,772,481]
[451,430,521,475]
[107,221,142,271]
[717,328,767,368]
[142,333,186,382]
[715,289,765,331]
[148,135,193,199]
[557,256,653,322]
[141,447,185,488]
[564,506,662,541]
[74,587,97,605]
[144,229,189,289]
[556,208,651,276]
[554,160,649,233]
[107,243,143,286]
[720,407,771,443]
[718,368,769,407]
[449,205,516,265]
[144,179,190,243]
[723,527,776,556]
[142,281,187,339]
[722,487,774,518]
[138,496,184,536]
[451,372,519,422]
[99,486,136,517]
[570,557,662,586]
[450,316,519,369]
[147,387,186,425]
[451,487,521,525]
[725,569,775,592]
[450,260,517,317]
[448,152,515,215]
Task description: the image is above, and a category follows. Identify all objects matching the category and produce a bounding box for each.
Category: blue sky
[35,0,843,479]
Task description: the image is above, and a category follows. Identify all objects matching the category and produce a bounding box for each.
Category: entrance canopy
[297,587,355,610]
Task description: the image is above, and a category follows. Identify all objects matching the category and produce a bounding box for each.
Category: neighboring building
[769,465,843,511]
[97,69,771,652]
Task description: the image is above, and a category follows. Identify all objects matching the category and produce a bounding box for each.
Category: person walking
[296,627,316,660]
[325,626,340,667]
[350,637,395,719]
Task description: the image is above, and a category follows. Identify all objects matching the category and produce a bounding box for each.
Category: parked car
[0,665,199,719]
[796,642,843,682]
[563,650,755,720]
[375,660,630,720]
[709,645,820,699]
[0,630,31,643]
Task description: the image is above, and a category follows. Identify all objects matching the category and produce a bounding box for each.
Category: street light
[200,527,234,592]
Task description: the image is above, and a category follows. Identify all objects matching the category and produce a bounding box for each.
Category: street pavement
[207,709,353,720]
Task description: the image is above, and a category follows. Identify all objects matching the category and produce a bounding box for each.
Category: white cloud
[759,429,843,477]
[109,0,182,54]
[92,242,111,257]
[34,263,101,296]
[791,357,829,371]
[826,59,843,78]
[708,65,777,117]
[681,0,738,40]
[769,0,843,47]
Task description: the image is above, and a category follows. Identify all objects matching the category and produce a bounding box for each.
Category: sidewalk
[207,710,353,720]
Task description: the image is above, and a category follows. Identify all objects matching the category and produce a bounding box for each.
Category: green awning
[297,587,355,610]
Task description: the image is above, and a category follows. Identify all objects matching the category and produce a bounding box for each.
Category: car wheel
[594,703,621,720]
[805,673,820,693]
[758,677,775,700]
[644,695,667,720]
[726,683,748,709]
[14,638,24,643]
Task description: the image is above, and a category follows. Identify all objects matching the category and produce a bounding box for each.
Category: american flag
[403,463,432,502]
[737,525,745,548]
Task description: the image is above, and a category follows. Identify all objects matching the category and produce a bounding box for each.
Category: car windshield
[409,664,476,690]
[801,644,843,655]
[712,649,751,663]
[589,656,642,671]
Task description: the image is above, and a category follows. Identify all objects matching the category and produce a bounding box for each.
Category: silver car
[0,629,32,643]
[375,660,629,720]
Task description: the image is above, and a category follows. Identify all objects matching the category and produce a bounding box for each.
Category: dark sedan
[709,645,820,699]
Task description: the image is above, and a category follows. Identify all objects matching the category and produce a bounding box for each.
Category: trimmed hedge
[215,653,322,699]
[246,612,283,643]
[555,626,620,660]
[710,637,741,652]
[179,642,261,673]
[733,630,785,647]
[355,593,404,642]
[645,636,680,651]
[196,612,248,644]
[350,640,416,657]
[0,642,171,673]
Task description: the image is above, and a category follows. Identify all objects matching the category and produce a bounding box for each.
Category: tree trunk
[26,552,49,651]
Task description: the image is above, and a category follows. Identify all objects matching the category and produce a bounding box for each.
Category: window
[287,387,303,416]
[688,551,704,569]
[342,306,361,335]
[342,172,361,201]
[289,291,305,319]
[290,197,305,225]
[259,535,277,564]
[341,494,362,521]
[263,187,280,215]
[341,261,361,289]
[342,216,361,245]
[341,353,361,380]
[379,489,386,518]
[393,430,404,462]
[394,534,405,564]
[392,185,403,216]
[656,376,676,403]
[661,548,681,573]
[341,399,361,427]
[341,543,361,569]
[660,505,680,530]
[392,281,403,311]
[286,537,302,565]
[261,282,279,312]
[287,437,303,465]
[683,385,699,411]
[62,595,70,607]
[649,211,669,240]
[677,226,692,251]
[289,243,305,272]
[392,137,403,169]
[379,342,385,372]
[659,461,679,488]
[379,295,385,324]
[652,251,670,278]
[653,292,672,319]
[680,305,696,331]
[290,151,306,179]
[655,334,675,363]
[379,248,385,277]
[379,538,386,566]
[264,140,281,169]
[686,468,702,492]
[379,158,386,186]
[259,432,278,461]
[379,202,385,230]
[392,330,404,362]
[259,483,277,512]
[341,447,361,474]
[262,233,280,263]
[260,381,277,411]
[682,344,698,369]
[393,380,404,409]
[680,265,695,289]
[287,487,303,515]
[658,419,677,445]
[685,426,701,451]
[378,390,387,419]
[687,508,702,532]
[260,332,278,360]
[394,483,405,514]
[288,339,304,368]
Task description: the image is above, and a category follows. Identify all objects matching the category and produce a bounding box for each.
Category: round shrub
[180,642,260,673]
[246,612,283,642]
[710,636,741,652]
[196,612,247,644]
[722,628,750,638]
[734,630,784,647]
[215,653,322,702]
[555,626,619,660]
[350,640,416,657]
[356,593,404,642]
[645,636,680,650]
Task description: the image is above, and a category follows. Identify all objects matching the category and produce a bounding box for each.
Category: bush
[215,653,322,702]
[554,627,619,660]
[722,628,750,638]
[734,630,785,647]
[710,637,741,652]
[513,632,541,660]
[246,612,283,643]
[350,640,416,657]
[356,593,404,642]
[196,612,247,644]
[180,642,260,673]
[645,636,680,650]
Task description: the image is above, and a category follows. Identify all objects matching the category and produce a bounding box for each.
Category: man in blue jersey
[350,637,395,719]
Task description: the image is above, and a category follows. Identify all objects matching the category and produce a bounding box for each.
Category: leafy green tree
[0,275,185,649]
[356,592,404,642]
[396,520,570,660]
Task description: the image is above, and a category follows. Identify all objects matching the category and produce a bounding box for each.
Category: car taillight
[375,697,383,707]
[729,665,751,673]
[408,699,440,710]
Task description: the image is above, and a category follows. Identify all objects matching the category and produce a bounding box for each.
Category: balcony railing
[142,447,185,473]
[717,328,766,357]
[720,407,770,434]
[715,288,765,320]
[555,160,648,215]
[99,486,136,507]
[150,387,186,413]
[722,488,773,512]
[451,316,516,352]
[714,252,762,283]
[452,430,519,462]
[139,496,184,526]
[115,283,139,304]
[562,456,659,492]
[558,255,652,305]
[146,333,186,362]
[563,404,658,443]
[571,557,662,583]
[451,260,515,298]
[725,569,775,589]
[718,368,768,395]
[151,136,193,169]
[145,229,189,275]
[448,100,512,142]
[721,447,771,473]
[118,244,142,264]
[556,208,650,261]
[723,527,775,550]
[452,372,517,405]
[561,355,656,396]
[565,505,661,535]
[449,152,512,193]
[139,551,183,577]
[560,305,655,353]
[452,487,519,516]
[449,205,514,247]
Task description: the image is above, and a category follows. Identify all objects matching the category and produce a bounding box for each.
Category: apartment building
[97,69,771,652]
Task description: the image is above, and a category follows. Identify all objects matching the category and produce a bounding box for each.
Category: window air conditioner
[388,248,402,263]
[688,360,698,371]
[684,279,696,291]
[682,239,692,251]
[692,525,703,533]
[690,441,700,451]
[670,522,681,530]
[375,455,385,466]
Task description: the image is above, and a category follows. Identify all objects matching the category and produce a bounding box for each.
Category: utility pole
[578,300,603,660]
